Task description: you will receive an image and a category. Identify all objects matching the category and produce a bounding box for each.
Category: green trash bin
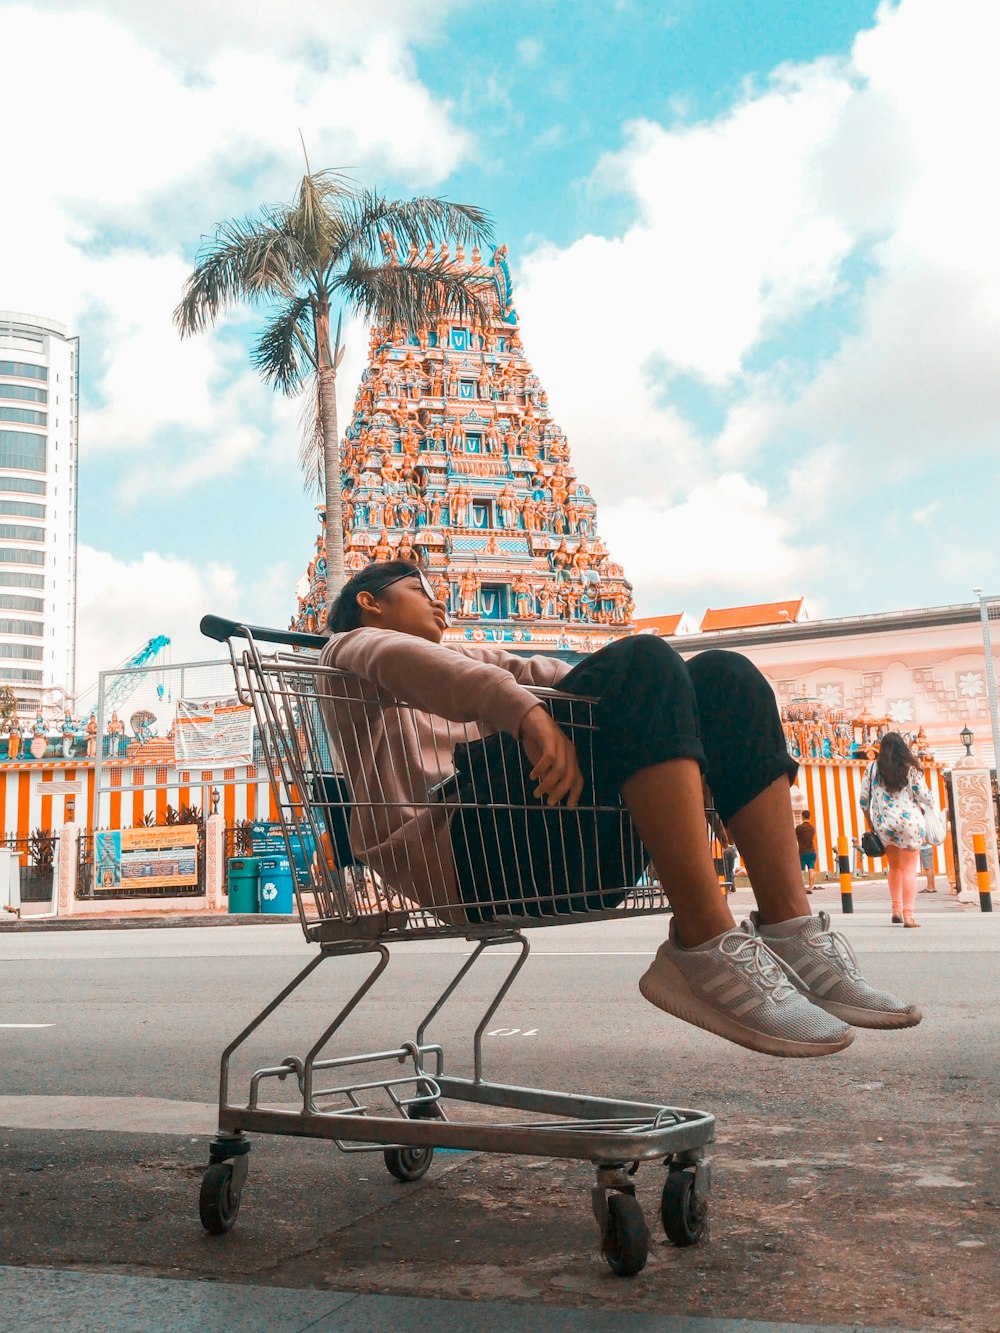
[228,857,260,913]
[259,856,295,914]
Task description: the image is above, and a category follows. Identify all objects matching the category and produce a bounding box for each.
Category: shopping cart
[197,616,715,1277]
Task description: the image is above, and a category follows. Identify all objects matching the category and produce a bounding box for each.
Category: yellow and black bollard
[837,836,853,914]
[973,833,993,912]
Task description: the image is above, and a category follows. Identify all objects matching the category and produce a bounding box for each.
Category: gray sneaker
[639,919,854,1058]
[749,910,922,1030]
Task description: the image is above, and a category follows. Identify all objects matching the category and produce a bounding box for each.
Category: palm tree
[174,168,493,602]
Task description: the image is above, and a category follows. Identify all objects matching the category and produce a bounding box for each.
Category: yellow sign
[94,824,200,892]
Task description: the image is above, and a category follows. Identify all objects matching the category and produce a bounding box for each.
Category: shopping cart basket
[197,615,715,1277]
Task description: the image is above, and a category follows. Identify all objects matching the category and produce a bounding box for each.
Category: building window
[0,571,43,589]
[459,380,476,399]
[0,431,46,472]
[465,433,482,453]
[450,327,468,351]
[0,407,46,426]
[0,477,45,496]
[0,361,47,381]
[0,501,44,519]
[0,383,47,404]
[0,619,44,636]
[0,548,44,565]
[471,499,494,527]
[0,524,44,542]
[0,642,43,659]
[0,668,43,682]
[0,594,43,613]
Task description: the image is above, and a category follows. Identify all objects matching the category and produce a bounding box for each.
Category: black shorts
[449,727,644,924]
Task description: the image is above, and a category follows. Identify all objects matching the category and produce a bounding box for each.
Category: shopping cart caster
[592,1166,649,1277]
[383,1145,434,1182]
[661,1155,710,1246]
[200,1136,250,1235]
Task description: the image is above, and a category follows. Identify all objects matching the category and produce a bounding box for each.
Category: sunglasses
[371,568,436,601]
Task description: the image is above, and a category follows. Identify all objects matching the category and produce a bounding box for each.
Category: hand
[518,705,584,808]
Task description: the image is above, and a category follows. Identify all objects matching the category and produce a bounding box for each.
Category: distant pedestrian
[918,843,937,894]
[860,732,934,928]
[796,809,818,892]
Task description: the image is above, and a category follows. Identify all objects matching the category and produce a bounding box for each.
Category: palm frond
[173,213,305,334]
[284,170,359,271]
[333,258,494,331]
[297,376,325,495]
[251,295,316,393]
[327,190,493,271]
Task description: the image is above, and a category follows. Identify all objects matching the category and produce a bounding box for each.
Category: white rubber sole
[638,955,855,1059]
[809,996,922,1029]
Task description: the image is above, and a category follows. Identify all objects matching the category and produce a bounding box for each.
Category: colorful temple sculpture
[781,696,934,765]
[292,243,635,650]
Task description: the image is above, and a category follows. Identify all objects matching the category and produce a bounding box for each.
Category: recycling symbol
[262,882,277,901]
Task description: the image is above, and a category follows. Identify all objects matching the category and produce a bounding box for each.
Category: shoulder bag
[860,762,885,857]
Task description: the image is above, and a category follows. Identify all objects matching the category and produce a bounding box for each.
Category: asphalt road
[1,881,997,1331]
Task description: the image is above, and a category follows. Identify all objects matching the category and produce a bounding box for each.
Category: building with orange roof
[632,612,697,637]
[699,598,808,633]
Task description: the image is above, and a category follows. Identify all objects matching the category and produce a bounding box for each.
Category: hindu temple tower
[293,243,634,650]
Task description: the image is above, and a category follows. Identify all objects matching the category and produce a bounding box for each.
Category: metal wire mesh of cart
[224,623,676,945]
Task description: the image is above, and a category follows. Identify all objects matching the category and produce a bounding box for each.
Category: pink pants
[885,845,919,914]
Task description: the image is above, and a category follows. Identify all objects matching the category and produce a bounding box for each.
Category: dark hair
[876,731,921,793]
[801,809,811,820]
[327,561,421,633]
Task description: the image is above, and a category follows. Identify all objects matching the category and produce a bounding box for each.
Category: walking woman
[860,732,934,928]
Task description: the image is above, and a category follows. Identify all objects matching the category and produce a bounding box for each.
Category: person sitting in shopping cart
[319,561,921,1060]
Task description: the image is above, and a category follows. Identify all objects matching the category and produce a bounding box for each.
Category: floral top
[860,762,932,850]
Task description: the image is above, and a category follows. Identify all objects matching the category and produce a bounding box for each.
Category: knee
[687,649,771,697]
[606,633,685,674]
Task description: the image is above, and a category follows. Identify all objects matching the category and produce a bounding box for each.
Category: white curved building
[0,311,78,716]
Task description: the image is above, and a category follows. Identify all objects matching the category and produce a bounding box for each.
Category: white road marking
[0,1023,54,1029]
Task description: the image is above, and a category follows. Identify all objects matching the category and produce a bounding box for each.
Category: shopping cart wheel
[383,1145,434,1182]
[661,1168,708,1246]
[199,1162,242,1234]
[601,1192,649,1277]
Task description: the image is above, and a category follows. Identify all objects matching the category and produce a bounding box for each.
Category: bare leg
[885,845,903,915]
[621,758,734,947]
[900,849,920,923]
[725,776,812,927]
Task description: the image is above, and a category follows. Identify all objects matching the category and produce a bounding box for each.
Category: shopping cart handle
[200,614,327,649]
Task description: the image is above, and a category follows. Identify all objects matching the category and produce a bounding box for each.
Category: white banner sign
[174,696,253,764]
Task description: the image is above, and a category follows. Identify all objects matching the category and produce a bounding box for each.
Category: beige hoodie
[318,628,570,908]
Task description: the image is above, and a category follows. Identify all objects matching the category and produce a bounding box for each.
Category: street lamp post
[211,786,220,815]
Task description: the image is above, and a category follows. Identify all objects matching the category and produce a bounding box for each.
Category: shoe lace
[721,930,798,1000]
[809,910,862,979]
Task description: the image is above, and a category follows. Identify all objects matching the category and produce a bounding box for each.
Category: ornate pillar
[950,761,999,902]
[57,821,81,916]
[205,811,227,912]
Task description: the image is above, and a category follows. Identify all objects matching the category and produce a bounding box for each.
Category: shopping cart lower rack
[198,615,716,1277]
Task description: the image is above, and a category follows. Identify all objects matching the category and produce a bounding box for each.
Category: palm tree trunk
[319,365,345,604]
[312,292,346,608]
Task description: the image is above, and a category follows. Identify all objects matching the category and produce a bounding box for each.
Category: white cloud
[601,476,825,615]
[1,3,471,485]
[75,541,301,692]
[74,545,240,692]
[514,0,1000,606]
[30,0,448,66]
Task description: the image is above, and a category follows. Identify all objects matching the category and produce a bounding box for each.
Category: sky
[3,0,1000,690]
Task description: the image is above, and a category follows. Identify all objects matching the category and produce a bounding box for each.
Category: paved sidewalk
[0,1266,928,1333]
